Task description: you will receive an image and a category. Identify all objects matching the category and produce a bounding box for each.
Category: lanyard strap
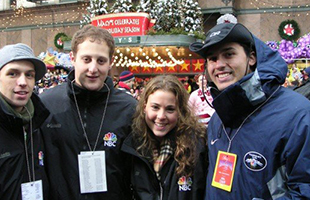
[222,85,280,152]
[71,80,110,152]
[24,107,35,182]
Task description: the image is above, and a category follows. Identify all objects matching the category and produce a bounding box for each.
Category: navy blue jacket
[205,36,310,200]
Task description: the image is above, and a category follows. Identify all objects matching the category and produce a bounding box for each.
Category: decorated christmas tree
[111,0,133,13]
[80,0,108,27]
[181,0,203,33]
[152,0,183,32]
[136,0,157,19]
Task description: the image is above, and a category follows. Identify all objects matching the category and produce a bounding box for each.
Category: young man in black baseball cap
[190,22,310,199]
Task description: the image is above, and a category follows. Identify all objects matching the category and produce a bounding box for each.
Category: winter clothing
[39,71,137,200]
[0,43,46,81]
[294,79,310,100]
[188,88,215,126]
[204,35,310,199]
[121,132,207,200]
[0,94,50,199]
[119,70,134,82]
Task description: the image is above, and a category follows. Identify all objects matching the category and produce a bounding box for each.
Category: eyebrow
[206,46,236,58]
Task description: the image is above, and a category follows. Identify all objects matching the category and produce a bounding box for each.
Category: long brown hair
[132,75,206,177]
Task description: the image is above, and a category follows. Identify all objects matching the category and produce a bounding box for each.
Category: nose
[17,74,27,87]
[157,109,166,120]
[88,62,98,73]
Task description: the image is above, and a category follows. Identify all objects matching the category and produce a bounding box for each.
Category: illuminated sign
[91,12,153,37]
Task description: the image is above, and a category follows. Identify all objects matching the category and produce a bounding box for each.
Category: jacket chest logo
[243,151,267,171]
[178,176,192,191]
[103,132,117,147]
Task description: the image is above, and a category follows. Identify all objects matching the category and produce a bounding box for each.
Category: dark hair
[239,42,256,71]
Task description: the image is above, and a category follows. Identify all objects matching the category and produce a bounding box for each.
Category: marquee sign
[91,12,153,37]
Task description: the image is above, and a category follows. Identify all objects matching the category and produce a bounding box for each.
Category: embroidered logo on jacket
[103,132,117,147]
[244,151,267,171]
[178,176,192,191]
[38,151,44,166]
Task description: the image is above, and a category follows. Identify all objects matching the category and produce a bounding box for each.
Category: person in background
[118,70,135,95]
[0,43,49,199]
[122,75,207,200]
[190,22,310,199]
[188,74,215,126]
[39,25,137,200]
[294,67,310,100]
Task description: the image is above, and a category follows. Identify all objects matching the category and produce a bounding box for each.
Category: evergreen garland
[278,19,300,41]
[54,32,67,49]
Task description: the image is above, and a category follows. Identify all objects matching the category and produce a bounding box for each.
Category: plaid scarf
[153,139,173,181]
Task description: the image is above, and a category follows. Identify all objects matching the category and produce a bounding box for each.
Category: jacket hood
[211,36,288,127]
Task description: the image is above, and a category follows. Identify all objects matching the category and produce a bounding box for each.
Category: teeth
[218,73,230,78]
[155,123,165,127]
[17,92,27,94]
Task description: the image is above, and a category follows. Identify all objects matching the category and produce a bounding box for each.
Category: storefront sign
[114,36,140,45]
[91,12,152,37]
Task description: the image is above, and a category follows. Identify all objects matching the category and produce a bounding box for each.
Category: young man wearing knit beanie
[0,43,50,199]
[118,70,135,95]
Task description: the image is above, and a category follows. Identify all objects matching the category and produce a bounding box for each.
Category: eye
[98,58,108,65]
[7,72,16,77]
[166,107,176,113]
[207,56,217,63]
[26,72,35,79]
[83,57,91,63]
[151,105,159,110]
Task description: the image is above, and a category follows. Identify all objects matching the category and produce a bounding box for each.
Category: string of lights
[0,2,87,32]
[249,0,310,17]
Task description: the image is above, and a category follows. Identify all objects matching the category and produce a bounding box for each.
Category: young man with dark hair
[40,25,137,199]
[0,43,49,199]
[190,22,310,199]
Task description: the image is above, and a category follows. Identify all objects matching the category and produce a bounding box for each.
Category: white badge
[21,180,43,200]
[78,151,107,194]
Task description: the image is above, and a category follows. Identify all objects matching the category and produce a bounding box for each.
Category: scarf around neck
[0,94,34,125]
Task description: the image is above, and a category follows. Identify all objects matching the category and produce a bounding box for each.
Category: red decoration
[192,59,204,72]
[283,24,294,36]
[178,60,190,73]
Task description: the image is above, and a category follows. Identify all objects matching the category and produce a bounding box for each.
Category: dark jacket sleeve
[275,110,310,200]
[192,139,208,200]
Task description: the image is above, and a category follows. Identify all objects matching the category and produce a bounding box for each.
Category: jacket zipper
[159,182,163,200]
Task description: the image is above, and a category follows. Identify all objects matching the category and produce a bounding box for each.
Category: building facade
[0,0,309,58]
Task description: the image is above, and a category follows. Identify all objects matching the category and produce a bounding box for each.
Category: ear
[143,103,147,114]
[69,51,75,62]
[248,51,257,67]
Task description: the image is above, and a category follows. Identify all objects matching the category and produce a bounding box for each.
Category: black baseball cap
[189,23,254,58]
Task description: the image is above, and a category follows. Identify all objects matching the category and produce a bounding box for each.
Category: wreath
[54,32,67,49]
[278,20,300,41]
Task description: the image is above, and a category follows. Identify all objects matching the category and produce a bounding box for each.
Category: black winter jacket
[39,72,137,200]
[0,94,50,199]
[121,133,207,200]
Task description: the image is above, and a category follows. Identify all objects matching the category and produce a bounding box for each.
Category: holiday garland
[278,20,300,41]
[54,32,67,49]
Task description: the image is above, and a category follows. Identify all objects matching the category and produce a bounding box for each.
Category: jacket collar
[66,70,114,106]
[210,36,287,128]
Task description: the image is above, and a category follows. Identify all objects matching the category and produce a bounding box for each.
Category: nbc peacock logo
[178,176,192,191]
[103,132,118,147]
